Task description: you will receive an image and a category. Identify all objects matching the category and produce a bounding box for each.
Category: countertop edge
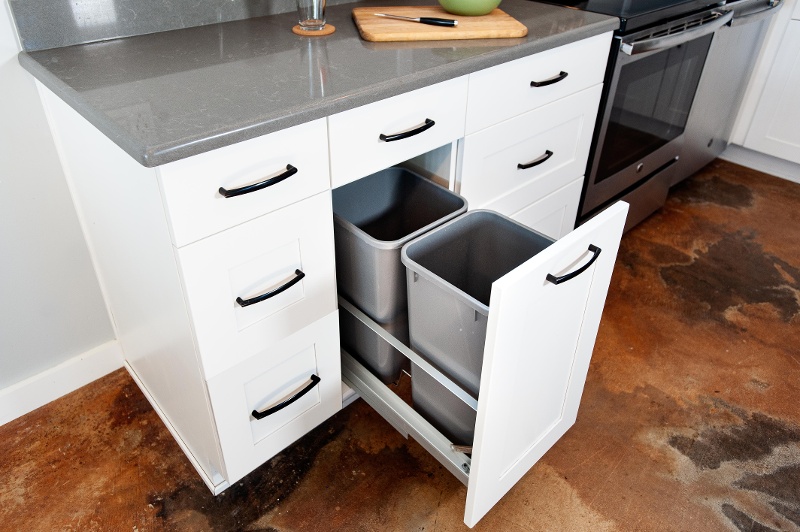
[20,16,618,168]
[19,52,155,167]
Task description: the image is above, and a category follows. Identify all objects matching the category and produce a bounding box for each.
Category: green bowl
[438,0,501,16]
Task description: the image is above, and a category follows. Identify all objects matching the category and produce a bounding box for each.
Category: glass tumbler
[296,0,326,30]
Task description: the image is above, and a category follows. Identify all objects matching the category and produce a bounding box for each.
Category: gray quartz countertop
[19,0,617,167]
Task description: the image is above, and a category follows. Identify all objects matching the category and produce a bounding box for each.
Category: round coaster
[292,24,336,36]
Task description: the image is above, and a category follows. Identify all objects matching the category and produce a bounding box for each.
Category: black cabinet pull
[236,269,305,307]
[379,118,435,142]
[517,150,553,170]
[251,374,321,420]
[530,71,568,87]
[218,164,298,198]
[546,245,601,285]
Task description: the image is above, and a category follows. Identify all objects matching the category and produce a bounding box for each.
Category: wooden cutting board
[352,6,528,42]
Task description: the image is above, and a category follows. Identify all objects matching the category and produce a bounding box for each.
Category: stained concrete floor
[1,160,799,531]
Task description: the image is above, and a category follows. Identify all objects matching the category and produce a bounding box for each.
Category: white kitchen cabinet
[207,312,341,484]
[335,32,623,528]
[460,86,602,238]
[41,89,340,494]
[39,26,618,528]
[158,119,330,247]
[743,18,800,163]
[458,33,611,239]
[328,76,468,189]
[176,191,338,379]
[465,201,626,525]
[465,32,611,135]
[505,177,584,238]
[342,201,628,527]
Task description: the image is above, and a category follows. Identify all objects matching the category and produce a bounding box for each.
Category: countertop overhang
[19,0,617,167]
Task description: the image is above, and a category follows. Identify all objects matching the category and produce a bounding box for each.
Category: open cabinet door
[464,201,628,527]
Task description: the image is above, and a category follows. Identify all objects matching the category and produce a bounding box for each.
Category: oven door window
[595,34,713,183]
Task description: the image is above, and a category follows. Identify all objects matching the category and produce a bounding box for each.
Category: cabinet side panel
[743,20,800,164]
[40,87,226,484]
[730,0,797,144]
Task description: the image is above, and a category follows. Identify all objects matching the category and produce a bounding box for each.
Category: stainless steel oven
[579,5,733,228]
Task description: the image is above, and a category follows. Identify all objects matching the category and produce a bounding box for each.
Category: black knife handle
[419,17,457,27]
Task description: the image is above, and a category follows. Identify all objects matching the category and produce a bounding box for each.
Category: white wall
[0,3,115,391]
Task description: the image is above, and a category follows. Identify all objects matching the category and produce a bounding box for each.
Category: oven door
[580,8,733,217]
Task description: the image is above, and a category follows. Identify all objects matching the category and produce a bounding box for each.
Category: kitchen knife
[374,13,458,27]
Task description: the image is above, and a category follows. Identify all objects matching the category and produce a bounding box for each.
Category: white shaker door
[464,201,628,527]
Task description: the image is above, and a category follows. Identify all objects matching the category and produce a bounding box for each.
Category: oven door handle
[620,9,733,56]
[730,0,783,27]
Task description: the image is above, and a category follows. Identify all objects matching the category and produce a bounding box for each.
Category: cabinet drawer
[465,32,611,134]
[158,119,330,247]
[506,177,582,239]
[176,191,337,379]
[342,202,628,527]
[207,312,341,484]
[328,77,468,189]
[460,85,602,212]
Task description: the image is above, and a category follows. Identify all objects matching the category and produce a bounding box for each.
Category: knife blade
[374,13,458,27]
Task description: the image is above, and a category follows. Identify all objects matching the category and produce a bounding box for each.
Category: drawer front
[207,311,341,484]
[159,119,330,247]
[328,77,468,189]
[176,191,337,379]
[465,202,628,526]
[506,177,582,239]
[460,85,602,211]
[465,32,611,134]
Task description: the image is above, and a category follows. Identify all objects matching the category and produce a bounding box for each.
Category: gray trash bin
[333,167,467,383]
[401,210,554,443]
[410,363,478,446]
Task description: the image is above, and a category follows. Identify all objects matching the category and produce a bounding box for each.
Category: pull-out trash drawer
[341,201,628,528]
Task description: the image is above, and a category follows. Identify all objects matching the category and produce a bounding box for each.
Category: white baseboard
[0,340,123,426]
[721,144,800,185]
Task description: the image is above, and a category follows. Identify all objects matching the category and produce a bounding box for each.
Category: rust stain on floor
[1,160,799,531]
[147,413,348,530]
[668,405,800,470]
[660,231,800,323]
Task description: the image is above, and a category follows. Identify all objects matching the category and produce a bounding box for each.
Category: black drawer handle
[236,269,305,307]
[251,374,321,420]
[517,150,553,170]
[218,164,298,198]
[546,245,601,285]
[530,71,568,87]
[379,118,435,142]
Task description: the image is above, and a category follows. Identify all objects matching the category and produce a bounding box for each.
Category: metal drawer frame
[338,297,472,485]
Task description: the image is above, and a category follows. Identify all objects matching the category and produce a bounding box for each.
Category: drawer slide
[342,350,471,485]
